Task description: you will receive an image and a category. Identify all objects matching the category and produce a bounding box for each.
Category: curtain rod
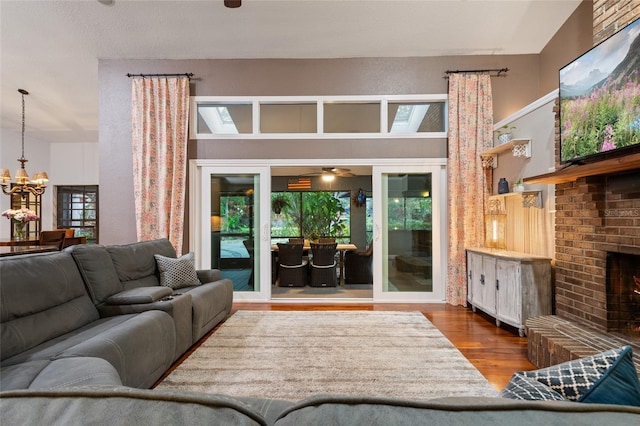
[444,68,509,78]
[126,73,194,80]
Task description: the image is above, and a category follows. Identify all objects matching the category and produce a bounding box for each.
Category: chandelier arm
[1,89,48,200]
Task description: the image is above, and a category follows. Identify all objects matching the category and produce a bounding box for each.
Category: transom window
[192,95,447,139]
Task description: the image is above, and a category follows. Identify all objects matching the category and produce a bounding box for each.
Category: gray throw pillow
[154,252,202,289]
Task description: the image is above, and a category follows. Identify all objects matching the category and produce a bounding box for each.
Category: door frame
[190,158,447,302]
[372,162,447,302]
[190,161,271,301]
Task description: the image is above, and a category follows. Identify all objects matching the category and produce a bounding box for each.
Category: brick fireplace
[525,1,640,369]
[606,251,640,337]
[555,170,640,340]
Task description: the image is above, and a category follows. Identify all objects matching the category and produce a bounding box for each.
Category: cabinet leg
[471,305,476,313]
[496,319,501,328]
[518,328,525,337]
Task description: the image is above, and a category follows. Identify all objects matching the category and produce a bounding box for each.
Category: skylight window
[198,105,240,134]
[390,104,430,134]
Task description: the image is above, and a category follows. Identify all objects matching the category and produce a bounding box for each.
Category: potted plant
[513,178,525,193]
[496,125,516,144]
[271,194,289,214]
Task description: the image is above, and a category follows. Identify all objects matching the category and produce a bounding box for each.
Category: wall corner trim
[493,89,559,130]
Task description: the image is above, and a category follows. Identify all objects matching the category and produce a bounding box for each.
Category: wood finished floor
[158,302,536,392]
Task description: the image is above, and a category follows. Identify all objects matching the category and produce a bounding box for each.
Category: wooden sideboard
[466,247,552,337]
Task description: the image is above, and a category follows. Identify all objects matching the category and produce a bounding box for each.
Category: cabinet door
[479,255,497,315]
[466,251,481,305]
[468,253,496,315]
[495,259,521,327]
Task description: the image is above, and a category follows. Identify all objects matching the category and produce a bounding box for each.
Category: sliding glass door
[372,164,446,301]
[193,165,271,301]
[191,160,446,302]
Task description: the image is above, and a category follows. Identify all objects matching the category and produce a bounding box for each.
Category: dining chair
[344,244,373,284]
[277,243,308,287]
[39,230,67,251]
[309,242,337,287]
[318,237,336,243]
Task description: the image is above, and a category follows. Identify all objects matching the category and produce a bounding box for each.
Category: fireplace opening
[606,252,640,340]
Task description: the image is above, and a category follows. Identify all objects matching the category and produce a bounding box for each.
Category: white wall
[0,130,98,238]
[50,143,99,184]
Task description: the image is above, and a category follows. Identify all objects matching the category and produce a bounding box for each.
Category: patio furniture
[309,242,337,287]
[344,244,373,284]
[277,243,307,287]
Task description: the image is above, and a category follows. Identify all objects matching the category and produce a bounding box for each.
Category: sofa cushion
[3,311,176,389]
[1,252,99,361]
[106,238,176,289]
[155,252,201,289]
[183,278,233,342]
[273,395,640,425]
[0,387,269,426]
[0,358,122,391]
[69,244,124,304]
[503,346,640,406]
[105,287,173,305]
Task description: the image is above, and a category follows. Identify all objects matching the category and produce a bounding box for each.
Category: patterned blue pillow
[502,346,640,406]
[500,373,566,401]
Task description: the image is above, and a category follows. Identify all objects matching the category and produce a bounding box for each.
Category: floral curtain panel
[446,73,494,306]
[131,77,190,255]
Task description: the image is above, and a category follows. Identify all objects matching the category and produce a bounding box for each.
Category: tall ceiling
[0,0,582,144]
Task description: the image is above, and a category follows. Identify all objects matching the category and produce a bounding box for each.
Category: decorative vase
[498,178,510,194]
[13,221,26,240]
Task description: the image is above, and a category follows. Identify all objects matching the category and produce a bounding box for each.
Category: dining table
[0,245,59,257]
[271,243,357,286]
[0,236,87,248]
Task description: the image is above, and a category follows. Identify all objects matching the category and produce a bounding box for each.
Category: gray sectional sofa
[1,387,639,425]
[0,238,233,391]
[2,239,639,424]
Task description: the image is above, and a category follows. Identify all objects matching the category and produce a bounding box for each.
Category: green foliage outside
[221,195,252,233]
[271,192,348,240]
[388,197,432,230]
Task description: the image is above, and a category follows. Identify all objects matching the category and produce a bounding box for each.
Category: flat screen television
[559,17,640,164]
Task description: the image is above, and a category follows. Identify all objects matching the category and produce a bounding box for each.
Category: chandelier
[0,89,49,198]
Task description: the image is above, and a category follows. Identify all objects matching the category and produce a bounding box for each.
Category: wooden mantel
[524,152,640,184]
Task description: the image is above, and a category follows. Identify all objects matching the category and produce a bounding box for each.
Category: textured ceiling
[0,0,581,144]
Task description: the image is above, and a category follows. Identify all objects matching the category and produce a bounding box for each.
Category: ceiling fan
[304,167,356,178]
[224,0,241,8]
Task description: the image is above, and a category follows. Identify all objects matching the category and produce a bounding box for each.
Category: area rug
[156,310,498,401]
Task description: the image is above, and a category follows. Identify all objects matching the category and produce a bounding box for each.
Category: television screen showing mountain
[559,17,640,163]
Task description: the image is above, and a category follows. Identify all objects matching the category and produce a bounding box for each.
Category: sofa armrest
[105,287,173,305]
[196,269,223,283]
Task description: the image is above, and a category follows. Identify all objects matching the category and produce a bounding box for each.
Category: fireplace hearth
[607,252,640,340]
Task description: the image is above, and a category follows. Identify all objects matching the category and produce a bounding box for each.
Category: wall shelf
[481,139,531,169]
[488,191,542,211]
